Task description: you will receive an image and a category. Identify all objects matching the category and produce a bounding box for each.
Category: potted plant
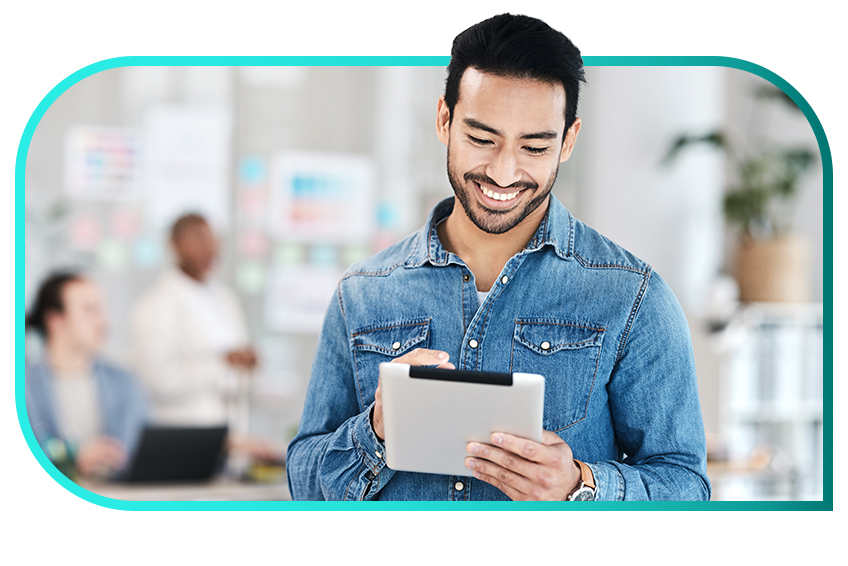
[663,86,817,302]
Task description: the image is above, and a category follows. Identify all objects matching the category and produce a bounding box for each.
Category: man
[287,13,711,501]
[130,213,257,426]
[26,272,147,479]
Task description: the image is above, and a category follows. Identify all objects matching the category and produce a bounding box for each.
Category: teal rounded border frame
[15,56,833,511]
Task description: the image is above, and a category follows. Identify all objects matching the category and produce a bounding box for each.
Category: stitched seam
[474,259,519,370]
[353,339,426,355]
[343,464,363,501]
[352,351,365,409]
[554,337,602,432]
[615,267,652,365]
[342,260,406,279]
[568,209,574,256]
[351,320,429,338]
[352,425,379,475]
[572,251,649,274]
[618,467,625,500]
[516,338,599,352]
[515,321,605,332]
[509,327,516,373]
[461,269,466,335]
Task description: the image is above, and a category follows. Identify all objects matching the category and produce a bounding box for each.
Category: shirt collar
[404,195,574,268]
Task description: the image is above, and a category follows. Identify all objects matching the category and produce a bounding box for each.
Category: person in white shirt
[130,213,258,428]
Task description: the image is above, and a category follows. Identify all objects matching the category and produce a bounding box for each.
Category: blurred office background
[23,65,824,501]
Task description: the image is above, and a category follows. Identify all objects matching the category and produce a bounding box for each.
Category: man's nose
[485,147,522,188]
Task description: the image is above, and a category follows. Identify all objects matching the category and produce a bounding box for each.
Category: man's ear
[436,95,451,147]
[44,310,63,337]
[559,117,582,163]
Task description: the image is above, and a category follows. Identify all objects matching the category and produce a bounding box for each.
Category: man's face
[437,68,581,235]
[48,279,108,354]
[173,221,218,281]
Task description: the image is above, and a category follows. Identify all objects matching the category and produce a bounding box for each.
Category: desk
[80,478,291,501]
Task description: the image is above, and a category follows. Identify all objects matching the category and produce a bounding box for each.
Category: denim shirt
[287,196,711,501]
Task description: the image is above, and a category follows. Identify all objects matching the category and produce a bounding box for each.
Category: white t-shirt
[53,372,101,446]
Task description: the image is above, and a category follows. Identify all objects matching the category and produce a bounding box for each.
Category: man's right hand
[370,348,455,441]
[75,436,127,479]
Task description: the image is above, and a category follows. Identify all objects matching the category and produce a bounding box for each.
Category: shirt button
[375,450,382,459]
[392,341,401,350]
[455,481,464,491]
[468,339,478,349]
[463,274,471,282]
[540,341,551,351]
[501,275,509,284]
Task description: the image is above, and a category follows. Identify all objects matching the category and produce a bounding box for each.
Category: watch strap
[575,459,595,490]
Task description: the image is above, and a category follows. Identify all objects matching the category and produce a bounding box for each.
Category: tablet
[380,363,544,477]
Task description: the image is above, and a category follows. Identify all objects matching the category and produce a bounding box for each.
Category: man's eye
[525,146,549,155]
[468,135,493,146]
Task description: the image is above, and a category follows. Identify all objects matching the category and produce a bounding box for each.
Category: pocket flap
[351,318,431,356]
[514,319,604,355]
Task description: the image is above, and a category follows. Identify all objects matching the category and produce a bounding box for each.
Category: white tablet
[380,362,545,477]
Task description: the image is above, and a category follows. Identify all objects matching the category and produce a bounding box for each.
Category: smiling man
[287,13,711,501]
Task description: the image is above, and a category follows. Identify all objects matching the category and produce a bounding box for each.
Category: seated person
[25,272,148,480]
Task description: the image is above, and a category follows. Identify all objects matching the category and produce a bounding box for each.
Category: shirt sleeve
[286,286,397,501]
[590,270,711,501]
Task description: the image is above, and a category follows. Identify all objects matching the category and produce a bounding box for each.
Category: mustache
[464,172,537,191]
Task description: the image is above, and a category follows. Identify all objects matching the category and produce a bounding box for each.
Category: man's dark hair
[170,212,208,243]
[25,271,83,337]
[445,13,586,137]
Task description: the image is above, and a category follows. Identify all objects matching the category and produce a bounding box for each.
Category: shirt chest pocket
[511,319,605,431]
[350,317,431,411]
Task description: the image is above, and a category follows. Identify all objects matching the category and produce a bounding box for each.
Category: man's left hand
[465,430,581,501]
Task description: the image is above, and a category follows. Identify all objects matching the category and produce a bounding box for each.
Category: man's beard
[446,146,559,235]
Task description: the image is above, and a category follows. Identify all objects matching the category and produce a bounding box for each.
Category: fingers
[486,432,555,465]
[392,348,454,368]
[465,446,543,500]
[372,379,384,441]
[99,437,128,467]
[467,464,533,501]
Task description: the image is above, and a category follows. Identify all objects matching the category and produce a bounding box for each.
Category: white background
[3,0,842,563]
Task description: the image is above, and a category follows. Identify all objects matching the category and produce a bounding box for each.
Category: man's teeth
[480,185,519,201]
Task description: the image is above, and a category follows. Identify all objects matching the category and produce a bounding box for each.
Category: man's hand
[75,436,127,479]
[370,348,455,441]
[464,430,582,501]
[226,347,258,370]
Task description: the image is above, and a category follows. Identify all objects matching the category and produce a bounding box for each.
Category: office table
[80,478,291,501]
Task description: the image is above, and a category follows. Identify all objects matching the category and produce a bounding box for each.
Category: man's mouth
[474,181,523,202]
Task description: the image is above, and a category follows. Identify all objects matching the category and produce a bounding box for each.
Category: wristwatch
[567,460,596,501]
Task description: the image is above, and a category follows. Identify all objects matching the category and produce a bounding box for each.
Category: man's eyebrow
[462,118,558,141]
[520,130,559,140]
[463,118,501,136]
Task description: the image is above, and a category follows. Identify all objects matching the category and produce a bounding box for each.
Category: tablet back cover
[381,363,544,477]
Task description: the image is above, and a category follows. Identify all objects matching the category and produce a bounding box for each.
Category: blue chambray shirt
[287,196,711,501]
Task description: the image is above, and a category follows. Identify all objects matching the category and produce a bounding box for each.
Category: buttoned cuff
[586,462,625,501]
[351,402,395,498]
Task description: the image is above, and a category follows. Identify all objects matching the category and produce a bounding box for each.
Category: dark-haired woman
[25,272,147,479]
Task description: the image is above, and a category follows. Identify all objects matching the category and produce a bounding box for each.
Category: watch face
[570,486,595,501]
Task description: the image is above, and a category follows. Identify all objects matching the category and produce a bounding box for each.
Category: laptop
[124,425,228,483]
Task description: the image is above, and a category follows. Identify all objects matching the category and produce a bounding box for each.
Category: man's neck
[437,196,549,292]
[46,340,93,378]
[177,264,206,284]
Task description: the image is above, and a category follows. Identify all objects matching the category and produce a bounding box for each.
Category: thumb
[542,430,565,445]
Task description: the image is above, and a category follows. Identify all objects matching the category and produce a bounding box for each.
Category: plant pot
[734,235,809,302]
